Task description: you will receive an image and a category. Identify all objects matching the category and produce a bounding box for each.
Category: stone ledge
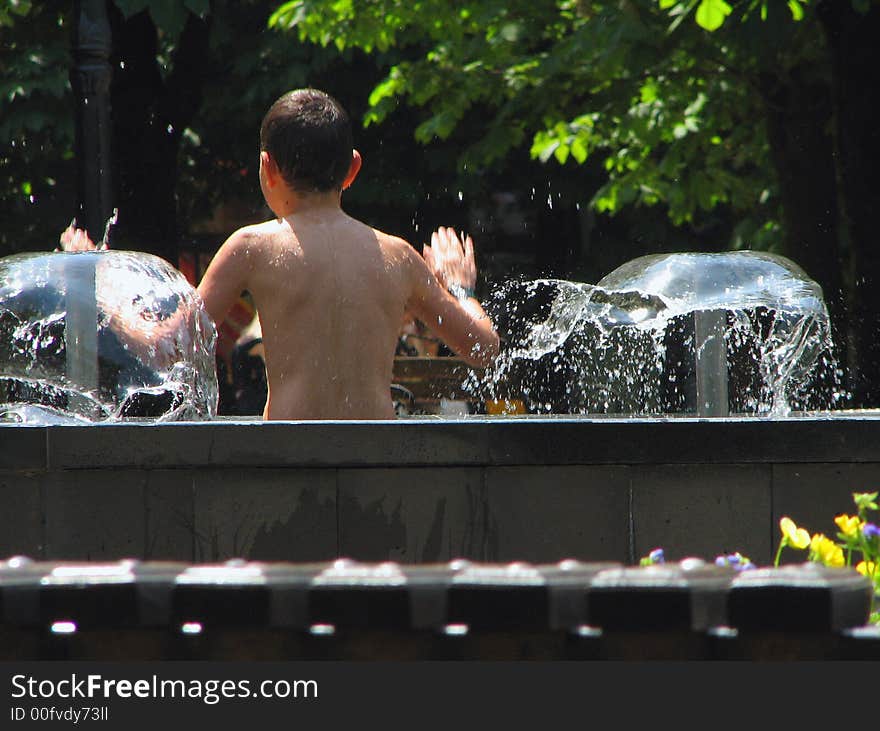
[2,412,880,470]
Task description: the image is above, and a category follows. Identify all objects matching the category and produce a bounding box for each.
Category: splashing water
[0,250,218,423]
[465,252,845,417]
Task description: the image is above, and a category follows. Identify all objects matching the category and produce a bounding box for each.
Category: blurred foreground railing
[2,557,877,661]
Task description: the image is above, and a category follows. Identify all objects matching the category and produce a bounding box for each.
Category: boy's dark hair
[259,88,353,193]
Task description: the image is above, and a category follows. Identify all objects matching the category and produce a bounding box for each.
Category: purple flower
[649,548,665,564]
[863,523,880,540]
[715,553,742,565]
[714,552,754,571]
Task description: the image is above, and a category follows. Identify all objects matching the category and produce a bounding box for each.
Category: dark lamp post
[70,0,114,245]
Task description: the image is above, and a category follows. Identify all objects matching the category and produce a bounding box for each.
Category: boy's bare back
[196,88,499,420]
[199,208,497,420]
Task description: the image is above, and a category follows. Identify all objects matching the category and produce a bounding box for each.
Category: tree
[1,1,471,265]
[1,1,76,254]
[812,1,880,405]
[665,0,880,404]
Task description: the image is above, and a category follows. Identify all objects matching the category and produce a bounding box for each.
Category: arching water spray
[0,250,217,423]
[465,252,845,416]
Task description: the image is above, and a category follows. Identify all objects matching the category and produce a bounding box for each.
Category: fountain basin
[2,413,879,568]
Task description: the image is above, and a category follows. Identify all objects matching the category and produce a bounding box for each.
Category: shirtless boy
[196,88,500,420]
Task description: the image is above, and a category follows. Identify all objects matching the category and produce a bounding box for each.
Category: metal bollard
[716,563,875,660]
[587,559,734,660]
[442,561,559,660]
[1,558,184,660]
[0,556,49,660]
[306,559,461,660]
[170,559,331,660]
[536,559,622,660]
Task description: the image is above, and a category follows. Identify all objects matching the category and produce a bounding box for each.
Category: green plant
[775,492,880,624]
[639,491,880,626]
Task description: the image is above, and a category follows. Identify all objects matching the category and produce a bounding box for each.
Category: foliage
[775,492,880,624]
[0,0,31,27]
[664,0,808,33]
[2,0,848,267]
[639,491,880,626]
[0,1,415,255]
[679,0,880,33]
[0,1,75,253]
[267,0,822,243]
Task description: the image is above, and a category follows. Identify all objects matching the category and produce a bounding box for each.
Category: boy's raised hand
[56,222,107,251]
[422,226,477,295]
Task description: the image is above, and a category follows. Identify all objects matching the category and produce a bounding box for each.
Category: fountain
[0,247,838,425]
[3,241,876,568]
[4,0,880,579]
[475,251,843,418]
[0,2,215,425]
[0,249,217,423]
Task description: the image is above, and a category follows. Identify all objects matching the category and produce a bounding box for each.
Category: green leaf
[570,137,588,164]
[537,142,560,164]
[368,77,399,107]
[268,2,307,29]
[788,1,804,21]
[9,0,32,17]
[554,143,570,164]
[695,0,732,31]
[414,110,460,142]
[640,79,659,103]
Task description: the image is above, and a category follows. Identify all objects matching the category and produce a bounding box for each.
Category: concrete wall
[2,413,880,566]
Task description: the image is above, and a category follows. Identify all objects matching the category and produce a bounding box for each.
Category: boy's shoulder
[373,228,428,282]
[373,227,413,250]
[218,219,288,257]
[363,222,419,259]
[235,219,285,240]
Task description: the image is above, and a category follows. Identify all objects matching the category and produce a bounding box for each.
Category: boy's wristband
[447,283,476,300]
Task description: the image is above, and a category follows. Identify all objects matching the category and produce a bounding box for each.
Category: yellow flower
[780,517,810,549]
[856,561,877,577]
[810,533,844,567]
[834,514,864,539]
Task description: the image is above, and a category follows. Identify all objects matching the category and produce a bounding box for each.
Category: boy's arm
[196,229,254,326]
[405,227,500,368]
